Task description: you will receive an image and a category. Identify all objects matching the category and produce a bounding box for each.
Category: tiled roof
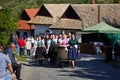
[25,8,39,19]
[17,20,34,30]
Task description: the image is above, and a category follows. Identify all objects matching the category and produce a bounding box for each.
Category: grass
[15,54,27,62]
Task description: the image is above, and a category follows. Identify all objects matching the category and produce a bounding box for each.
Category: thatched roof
[71,4,98,28]
[99,4,120,28]
[49,18,82,30]
[43,4,70,22]
[28,4,120,28]
[28,4,70,25]
[72,4,120,28]
[27,16,53,25]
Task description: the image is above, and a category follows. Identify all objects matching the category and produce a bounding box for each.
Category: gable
[20,10,31,20]
[25,8,39,19]
[43,4,70,21]
[61,5,81,20]
[37,5,52,17]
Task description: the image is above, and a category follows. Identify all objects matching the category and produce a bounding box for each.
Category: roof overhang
[50,18,82,30]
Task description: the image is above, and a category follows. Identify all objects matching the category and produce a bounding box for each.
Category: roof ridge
[43,4,70,22]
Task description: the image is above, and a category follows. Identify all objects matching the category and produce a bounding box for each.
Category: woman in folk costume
[67,32,72,41]
[48,34,57,64]
[58,34,69,67]
[59,34,69,51]
[68,33,81,68]
[44,34,50,59]
[35,36,46,65]
[33,35,39,56]
[25,38,32,56]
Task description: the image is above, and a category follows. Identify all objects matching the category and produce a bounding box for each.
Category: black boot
[38,60,43,66]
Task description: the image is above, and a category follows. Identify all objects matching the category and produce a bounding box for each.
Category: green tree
[96,0,119,3]
[0,7,17,45]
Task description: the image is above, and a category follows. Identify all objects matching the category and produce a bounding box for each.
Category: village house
[16,8,39,38]
[28,4,72,36]
[27,1,120,54]
[27,2,120,41]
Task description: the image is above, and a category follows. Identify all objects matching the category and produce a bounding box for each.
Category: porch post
[29,24,32,36]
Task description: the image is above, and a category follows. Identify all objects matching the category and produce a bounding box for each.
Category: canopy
[82,22,120,34]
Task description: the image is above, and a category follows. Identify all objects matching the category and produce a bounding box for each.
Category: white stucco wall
[76,32,82,43]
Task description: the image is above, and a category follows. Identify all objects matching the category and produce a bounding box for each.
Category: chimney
[91,0,95,4]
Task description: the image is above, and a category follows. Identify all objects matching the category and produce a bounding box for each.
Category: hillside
[0,0,118,19]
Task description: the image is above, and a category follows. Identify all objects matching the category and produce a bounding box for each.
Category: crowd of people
[10,32,81,67]
[0,32,81,80]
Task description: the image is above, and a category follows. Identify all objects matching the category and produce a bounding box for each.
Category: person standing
[0,43,16,80]
[14,35,19,55]
[68,33,81,68]
[30,36,35,48]
[67,32,72,41]
[18,37,26,56]
[25,38,32,56]
[3,43,22,80]
[44,34,50,59]
[33,35,39,56]
[35,36,46,65]
[58,33,62,43]
[59,34,69,51]
[58,34,69,67]
[48,34,57,64]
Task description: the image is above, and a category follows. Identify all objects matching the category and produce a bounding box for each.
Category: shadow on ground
[21,54,120,80]
[57,58,120,80]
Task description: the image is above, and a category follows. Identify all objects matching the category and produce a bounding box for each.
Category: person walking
[0,43,16,80]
